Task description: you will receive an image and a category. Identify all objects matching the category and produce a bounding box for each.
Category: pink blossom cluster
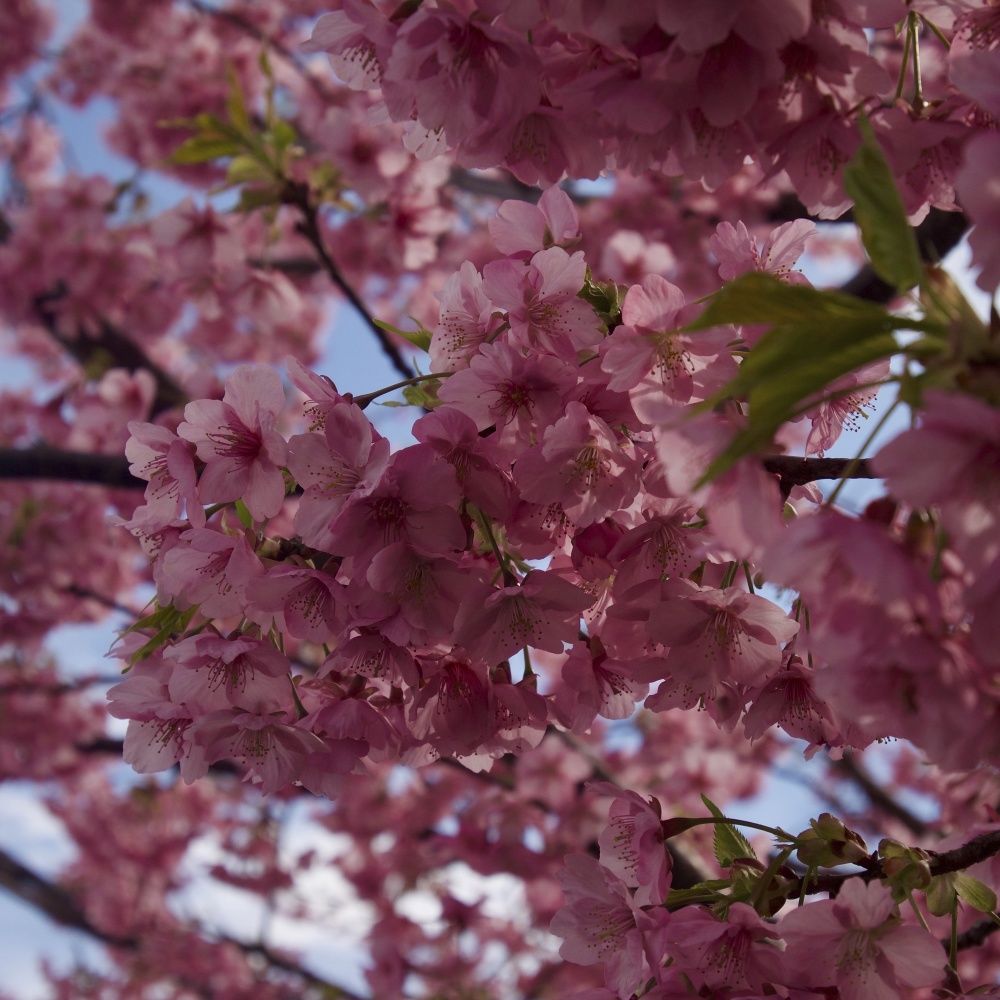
[304,0,995,222]
[112,184,967,803]
[554,800,945,1000]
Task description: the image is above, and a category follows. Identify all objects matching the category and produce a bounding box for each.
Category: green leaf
[375,318,432,353]
[234,498,254,529]
[664,880,731,909]
[127,603,198,664]
[169,134,243,165]
[226,154,274,186]
[401,378,441,409]
[955,873,999,914]
[225,66,253,139]
[235,186,285,213]
[842,115,923,293]
[686,273,937,482]
[701,794,757,867]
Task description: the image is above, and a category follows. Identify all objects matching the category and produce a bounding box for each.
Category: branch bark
[0,447,141,489]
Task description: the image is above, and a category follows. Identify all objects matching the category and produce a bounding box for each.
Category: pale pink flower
[645,579,799,701]
[246,566,347,645]
[178,365,289,522]
[601,274,737,422]
[156,527,263,619]
[489,185,580,259]
[551,853,670,998]
[709,218,815,283]
[301,0,395,90]
[482,247,604,361]
[553,639,648,733]
[595,785,672,907]
[664,902,784,992]
[164,634,291,714]
[428,261,501,372]
[436,341,578,458]
[286,356,347,431]
[125,420,203,527]
[803,357,891,456]
[956,132,1000,293]
[780,877,944,1000]
[189,709,326,795]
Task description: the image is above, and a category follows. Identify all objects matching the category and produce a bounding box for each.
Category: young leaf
[955,873,999,914]
[375,318,432,353]
[843,115,923,293]
[701,794,757,867]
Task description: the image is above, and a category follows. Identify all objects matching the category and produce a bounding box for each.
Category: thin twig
[282,180,416,381]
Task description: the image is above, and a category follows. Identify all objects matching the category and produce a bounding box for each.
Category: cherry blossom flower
[428,261,500,372]
[551,853,670,998]
[164,634,292,714]
[189,708,327,795]
[489,185,580,259]
[644,579,799,705]
[482,247,604,361]
[514,401,642,527]
[178,365,289,522]
[125,420,202,528]
[780,877,944,1000]
[595,785,672,906]
[454,570,595,664]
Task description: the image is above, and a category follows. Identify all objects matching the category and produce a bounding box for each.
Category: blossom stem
[471,505,516,585]
[894,20,913,102]
[352,372,451,408]
[910,12,925,108]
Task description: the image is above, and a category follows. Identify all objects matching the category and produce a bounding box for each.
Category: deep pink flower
[287,400,391,552]
[324,445,465,562]
[454,570,594,663]
[178,365,289,522]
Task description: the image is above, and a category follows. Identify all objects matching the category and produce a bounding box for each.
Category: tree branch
[0,446,141,488]
[763,456,875,491]
[0,845,366,999]
[33,287,187,418]
[831,751,929,838]
[282,180,417,381]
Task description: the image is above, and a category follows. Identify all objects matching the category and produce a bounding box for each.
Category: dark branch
[953,918,1000,953]
[840,207,969,303]
[763,456,875,490]
[0,845,366,999]
[0,447,141,488]
[832,751,929,837]
[282,180,417,381]
[33,287,187,418]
